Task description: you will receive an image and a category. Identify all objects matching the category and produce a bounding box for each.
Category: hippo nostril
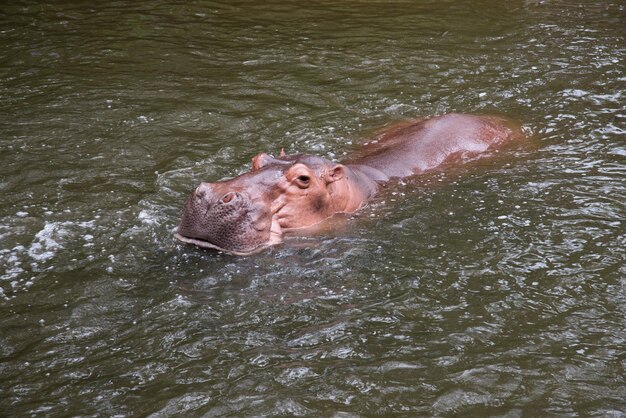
[194,183,212,200]
[220,192,238,204]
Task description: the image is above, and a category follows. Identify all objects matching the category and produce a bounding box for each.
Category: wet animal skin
[175,113,523,255]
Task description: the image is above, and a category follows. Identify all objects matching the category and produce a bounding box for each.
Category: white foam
[27,220,96,262]
[28,223,66,262]
[562,88,589,98]
[138,209,159,225]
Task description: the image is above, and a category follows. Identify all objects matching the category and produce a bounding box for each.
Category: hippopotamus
[175,113,522,255]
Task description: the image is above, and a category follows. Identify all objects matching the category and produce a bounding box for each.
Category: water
[1,1,624,415]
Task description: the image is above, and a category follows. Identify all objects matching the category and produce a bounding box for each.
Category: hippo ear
[251,153,275,171]
[325,164,345,184]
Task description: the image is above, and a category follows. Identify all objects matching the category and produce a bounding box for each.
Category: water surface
[1,1,625,416]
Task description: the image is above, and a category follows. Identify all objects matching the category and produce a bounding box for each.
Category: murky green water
[1,1,624,416]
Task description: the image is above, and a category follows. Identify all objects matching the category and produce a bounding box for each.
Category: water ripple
[1,0,625,416]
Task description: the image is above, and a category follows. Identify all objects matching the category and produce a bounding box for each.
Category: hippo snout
[175,182,272,255]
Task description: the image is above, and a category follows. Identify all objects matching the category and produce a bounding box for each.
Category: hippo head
[175,152,357,255]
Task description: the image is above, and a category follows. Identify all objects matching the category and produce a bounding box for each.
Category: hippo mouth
[173,232,270,256]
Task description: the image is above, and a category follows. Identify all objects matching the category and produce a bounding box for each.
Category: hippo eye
[296,175,311,188]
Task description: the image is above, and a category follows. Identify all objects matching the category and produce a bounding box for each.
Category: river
[1,1,624,416]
